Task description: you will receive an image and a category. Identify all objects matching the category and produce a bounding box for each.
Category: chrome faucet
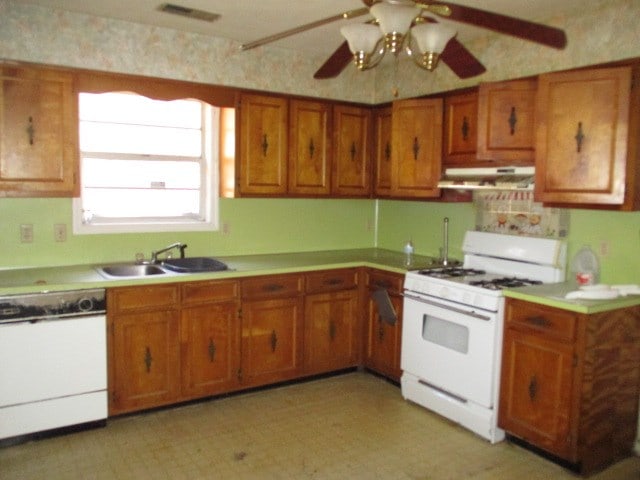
[150,242,187,264]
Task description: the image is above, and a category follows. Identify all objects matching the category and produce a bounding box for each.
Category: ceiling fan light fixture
[411,22,456,55]
[341,24,382,55]
[371,2,420,54]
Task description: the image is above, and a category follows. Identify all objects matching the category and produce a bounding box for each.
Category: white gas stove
[401,231,566,443]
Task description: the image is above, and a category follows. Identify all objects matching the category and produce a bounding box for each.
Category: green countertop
[504,282,640,314]
[0,248,440,296]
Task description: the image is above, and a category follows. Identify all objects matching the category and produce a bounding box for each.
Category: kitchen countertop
[504,282,640,314]
[0,248,443,296]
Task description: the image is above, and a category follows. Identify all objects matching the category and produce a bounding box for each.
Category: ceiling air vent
[157,3,220,22]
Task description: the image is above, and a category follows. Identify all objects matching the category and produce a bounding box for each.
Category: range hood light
[438,166,535,191]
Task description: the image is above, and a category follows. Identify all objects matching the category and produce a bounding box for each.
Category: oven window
[422,315,469,354]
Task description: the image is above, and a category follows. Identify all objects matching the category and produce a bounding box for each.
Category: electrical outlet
[222,222,230,235]
[54,223,67,242]
[20,224,33,243]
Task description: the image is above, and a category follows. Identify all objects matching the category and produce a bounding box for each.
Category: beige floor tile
[1,372,639,479]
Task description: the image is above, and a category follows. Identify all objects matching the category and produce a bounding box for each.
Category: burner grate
[468,277,543,290]
[417,268,486,279]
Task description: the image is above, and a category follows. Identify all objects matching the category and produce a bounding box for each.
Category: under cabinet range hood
[438,166,535,190]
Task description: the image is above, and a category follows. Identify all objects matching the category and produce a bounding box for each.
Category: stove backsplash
[474,191,569,238]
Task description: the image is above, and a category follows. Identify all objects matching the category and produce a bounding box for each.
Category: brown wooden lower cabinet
[364,270,404,381]
[303,269,360,375]
[108,280,240,415]
[240,273,304,388]
[107,268,399,416]
[499,298,640,475]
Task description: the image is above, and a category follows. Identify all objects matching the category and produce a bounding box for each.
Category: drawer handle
[528,375,538,401]
[26,116,35,145]
[524,315,552,328]
[461,116,470,141]
[270,330,278,352]
[575,122,585,153]
[508,106,517,135]
[373,280,392,289]
[261,134,269,156]
[263,283,284,292]
[324,278,344,286]
[144,346,153,373]
[208,338,216,363]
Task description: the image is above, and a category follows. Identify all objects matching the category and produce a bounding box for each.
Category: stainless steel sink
[97,264,167,278]
[162,257,228,273]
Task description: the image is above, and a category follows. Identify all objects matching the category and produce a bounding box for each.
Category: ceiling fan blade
[424,2,567,49]
[314,42,353,79]
[440,38,486,79]
[241,7,369,51]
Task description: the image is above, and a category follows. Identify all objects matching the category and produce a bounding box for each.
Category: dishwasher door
[0,315,107,439]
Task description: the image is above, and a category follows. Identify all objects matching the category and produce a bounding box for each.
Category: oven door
[401,292,501,408]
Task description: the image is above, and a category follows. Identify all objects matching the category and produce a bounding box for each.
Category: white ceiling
[19,0,589,59]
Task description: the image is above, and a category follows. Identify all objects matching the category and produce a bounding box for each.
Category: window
[73,92,219,234]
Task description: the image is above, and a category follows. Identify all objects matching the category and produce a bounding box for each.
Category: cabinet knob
[575,122,585,153]
[528,375,538,401]
[508,107,517,135]
[26,116,35,145]
[208,338,216,363]
[144,346,153,373]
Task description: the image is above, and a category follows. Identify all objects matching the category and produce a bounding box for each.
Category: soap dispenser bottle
[403,240,414,267]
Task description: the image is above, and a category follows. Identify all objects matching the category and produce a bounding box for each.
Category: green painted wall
[376,200,640,285]
[0,197,375,268]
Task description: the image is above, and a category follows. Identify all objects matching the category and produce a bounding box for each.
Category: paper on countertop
[564,284,640,300]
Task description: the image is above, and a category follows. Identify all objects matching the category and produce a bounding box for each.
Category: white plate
[565,290,620,300]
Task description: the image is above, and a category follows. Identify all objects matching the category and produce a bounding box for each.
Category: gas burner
[468,277,543,291]
[417,267,486,279]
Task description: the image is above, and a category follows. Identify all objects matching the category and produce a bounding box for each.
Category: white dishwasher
[0,288,107,441]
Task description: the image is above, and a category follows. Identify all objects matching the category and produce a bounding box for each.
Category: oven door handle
[402,292,492,322]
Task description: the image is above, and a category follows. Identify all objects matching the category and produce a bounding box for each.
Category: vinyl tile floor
[1,372,639,480]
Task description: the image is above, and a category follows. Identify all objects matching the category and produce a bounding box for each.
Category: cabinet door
[374,106,393,197]
[238,93,288,195]
[499,328,575,458]
[477,79,536,164]
[443,91,478,165]
[365,291,403,381]
[241,297,303,387]
[180,302,241,399]
[110,310,180,414]
[332,105,371,196]
[0,66,77,196]
[534,67,631,205]
[289,99,330,195]
[304,290,359,375]
[391,98,442,198]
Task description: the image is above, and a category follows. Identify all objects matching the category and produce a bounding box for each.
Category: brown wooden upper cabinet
[332,105,372,197]
[374,106,393,197]
[288,99,330,196]
[0,64,78,197]
[476,79,537,165]
[390,97,442,198]
[534,66,640,209]
[237,93,288,195]
[443,90,478,165]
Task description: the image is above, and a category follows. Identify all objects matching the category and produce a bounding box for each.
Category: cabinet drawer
[108,284,179,313]
[366,270,403,294]
[181,280,240,305]
[241,274,304,299]
[506,299,577,342]
[305,269,357,294]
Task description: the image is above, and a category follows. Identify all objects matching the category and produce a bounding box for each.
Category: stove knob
[77,297,94,312]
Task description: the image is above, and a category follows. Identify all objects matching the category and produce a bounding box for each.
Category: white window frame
[73,94,220,235]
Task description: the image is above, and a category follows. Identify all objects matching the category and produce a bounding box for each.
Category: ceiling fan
[241,0,567,80]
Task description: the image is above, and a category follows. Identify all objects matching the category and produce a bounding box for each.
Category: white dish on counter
[565,284,640,300]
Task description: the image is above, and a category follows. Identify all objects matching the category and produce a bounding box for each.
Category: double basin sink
[97,257,228,278]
